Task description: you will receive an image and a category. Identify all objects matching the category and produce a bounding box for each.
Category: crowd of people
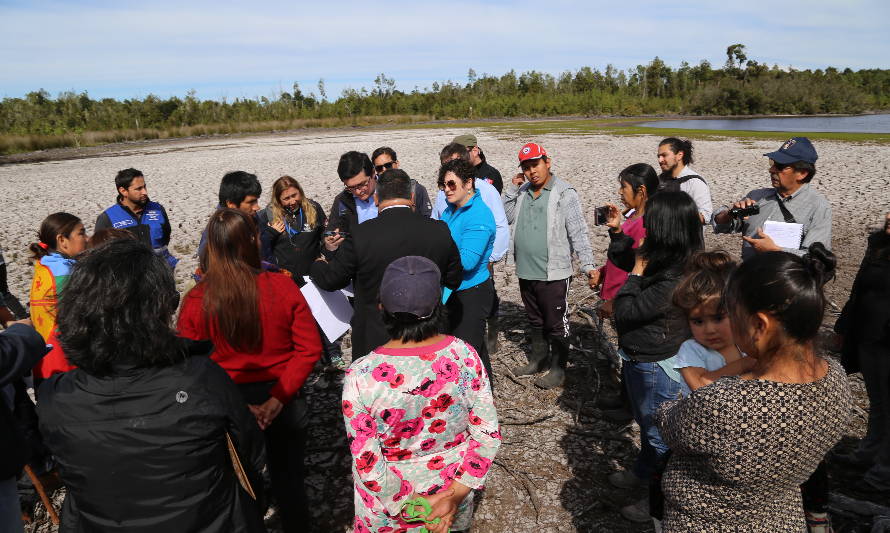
[0,132,883,533]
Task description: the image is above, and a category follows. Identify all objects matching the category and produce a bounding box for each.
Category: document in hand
[300,277,353,341]
[762,220,804,250]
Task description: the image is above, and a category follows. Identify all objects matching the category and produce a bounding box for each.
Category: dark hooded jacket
[37,351,266,533]
[0,323,47,479]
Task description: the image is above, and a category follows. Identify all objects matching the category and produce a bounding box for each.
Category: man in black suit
[310,169,462,360]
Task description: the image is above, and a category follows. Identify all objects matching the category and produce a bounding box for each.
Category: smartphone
[594,206,609,226]
[323,230,349,238]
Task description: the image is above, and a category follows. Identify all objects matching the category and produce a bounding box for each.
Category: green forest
[2,45,889,154]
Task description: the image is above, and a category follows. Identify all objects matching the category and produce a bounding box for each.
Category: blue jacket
[96,201,177,267]
[441,192,496,291]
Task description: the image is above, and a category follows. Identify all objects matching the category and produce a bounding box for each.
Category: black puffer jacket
[37,353,266,533]
[613,267,690,363]
[1,323,47,479]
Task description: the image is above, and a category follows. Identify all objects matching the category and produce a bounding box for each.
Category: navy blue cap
[764,137,818,165]
[380,256,441,319]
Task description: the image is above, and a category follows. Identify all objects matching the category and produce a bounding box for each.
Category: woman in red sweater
[178,208,322,533]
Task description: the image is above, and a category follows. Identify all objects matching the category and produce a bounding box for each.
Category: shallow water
[639,114,890,134]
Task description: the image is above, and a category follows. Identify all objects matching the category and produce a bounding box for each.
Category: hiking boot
[620,497,651,523]
[513,329,549,376]
[596,392,624,409]
[486,316,500,355]
[535,336,568,389]
[608,470,643,490]
[601,406,634,425]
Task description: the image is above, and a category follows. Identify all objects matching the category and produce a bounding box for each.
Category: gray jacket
[713,184,832,261]
[504,175,596,280]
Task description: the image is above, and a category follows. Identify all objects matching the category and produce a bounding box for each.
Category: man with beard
[95,168,177,267]
[713,137,832,261]
[453,133,504,194]
[656,137,713,224]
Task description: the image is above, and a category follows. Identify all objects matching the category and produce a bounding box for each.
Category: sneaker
[620,497,651,523]
[804,511,832,533]
[608,470,642,490]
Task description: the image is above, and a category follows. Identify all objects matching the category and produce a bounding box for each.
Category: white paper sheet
[299,278,353,341]
[762,220,804,249]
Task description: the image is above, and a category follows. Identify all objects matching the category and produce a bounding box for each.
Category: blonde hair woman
[258,176,326,280]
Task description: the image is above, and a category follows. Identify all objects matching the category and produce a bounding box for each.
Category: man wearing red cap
[504,143,598,389]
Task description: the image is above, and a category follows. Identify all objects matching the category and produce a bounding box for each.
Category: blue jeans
[623,359,689,480]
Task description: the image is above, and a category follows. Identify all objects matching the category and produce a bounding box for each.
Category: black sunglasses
[374,161,396,173]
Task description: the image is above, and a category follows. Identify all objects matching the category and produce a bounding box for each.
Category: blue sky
[1,0,888,101]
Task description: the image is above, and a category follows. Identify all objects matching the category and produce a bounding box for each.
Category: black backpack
[658,174,706,193]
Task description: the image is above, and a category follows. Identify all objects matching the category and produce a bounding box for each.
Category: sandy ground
[2,128,888,532]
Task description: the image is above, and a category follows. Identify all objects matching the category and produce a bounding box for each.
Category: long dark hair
[639,191,703,275]
[198,208,263,352]
[865,226,890,261]
[30,212,82,260]
[56,239,184,376]
[724,243,836,354]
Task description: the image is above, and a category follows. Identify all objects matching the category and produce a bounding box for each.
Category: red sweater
[177,272,322,403]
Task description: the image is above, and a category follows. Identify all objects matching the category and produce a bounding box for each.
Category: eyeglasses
[344,176,371,193]
[437,179,460,191]
[374,161,396,173]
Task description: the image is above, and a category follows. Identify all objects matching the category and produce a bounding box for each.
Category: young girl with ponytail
[29,212,87,378]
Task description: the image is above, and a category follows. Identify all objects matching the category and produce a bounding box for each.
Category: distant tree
[726,44,748,71]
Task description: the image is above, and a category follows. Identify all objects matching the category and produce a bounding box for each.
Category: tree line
[2,45,888,141]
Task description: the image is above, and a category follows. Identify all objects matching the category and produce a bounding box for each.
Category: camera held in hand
[594,206,610,226]
[728,204,760,219]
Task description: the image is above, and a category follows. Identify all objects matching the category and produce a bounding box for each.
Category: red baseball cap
[518,142,547,164]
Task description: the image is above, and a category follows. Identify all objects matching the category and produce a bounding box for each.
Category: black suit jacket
[309,207,462,359]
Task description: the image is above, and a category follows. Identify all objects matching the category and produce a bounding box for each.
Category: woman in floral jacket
[342,256,500,533]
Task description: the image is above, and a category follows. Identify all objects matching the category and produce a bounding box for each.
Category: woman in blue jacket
[439,158,497,380]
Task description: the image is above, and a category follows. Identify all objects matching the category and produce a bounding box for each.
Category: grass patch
[3,115,888,156]
[0,115,431,155]
[401,117,890,142]
[599,125,890,143]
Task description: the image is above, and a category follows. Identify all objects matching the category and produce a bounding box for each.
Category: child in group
[672,251,755,392]
[29,212,87,379]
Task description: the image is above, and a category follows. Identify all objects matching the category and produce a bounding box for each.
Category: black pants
[800,460,828,513]
[237,381,309,533]
[518,277,571,339]
[447,278,494,378]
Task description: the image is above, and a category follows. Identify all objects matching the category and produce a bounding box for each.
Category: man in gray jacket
[505,142,597,389]
[713,137,831,260]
